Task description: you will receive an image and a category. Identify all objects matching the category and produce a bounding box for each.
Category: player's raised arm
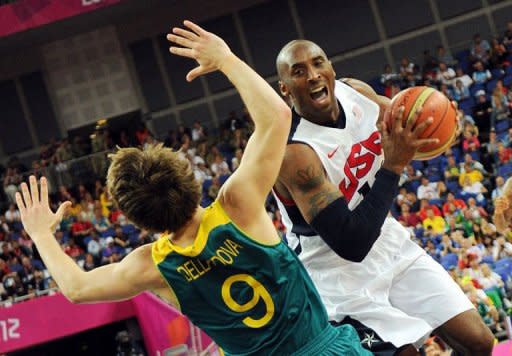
[15,177,164,303]
[168,21,291,211]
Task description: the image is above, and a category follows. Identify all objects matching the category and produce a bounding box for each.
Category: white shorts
[295,218,474,348]
[337,245,474,347]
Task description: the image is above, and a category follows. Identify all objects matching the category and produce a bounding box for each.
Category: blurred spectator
[135,123,150,146]
[497,142,512,164]
[118,130,133,148]
[208,177,221,200]
[491,87,510,127]
[436,62,456,86]
[4,204,20,224]
[492,176,506,199]
[452,79,470,101]
[470,34,491,64]
[191,121,206,142]
[3,168,21,204]
[380,64,399,84]
[472,61,491,84]
[489,38,507,70]
[64,238,84,260]
[444,156,460,182]
[92,207,111,233]
[462,131,480,153]
[231,148,243,171]
[503,21,512,46]
[210,154,231,177]
[454,67,473,88]
[417,177,441,200]
[437,45,456,66]
[442,193,467,215]
[398,203,421,228]
[423,208,447,234]
[472,91,493,134]
[418,198,443,221]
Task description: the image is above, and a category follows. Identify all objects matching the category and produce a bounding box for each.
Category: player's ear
[279,80,289,97]
[330,61,336,78]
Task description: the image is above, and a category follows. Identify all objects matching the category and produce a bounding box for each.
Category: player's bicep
[280,145,342,222]
[72,246,160,303]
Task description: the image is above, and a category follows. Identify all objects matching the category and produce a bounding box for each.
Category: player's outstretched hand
[167,20,233,82]
[381,106,439,174]
[15,176,71,241]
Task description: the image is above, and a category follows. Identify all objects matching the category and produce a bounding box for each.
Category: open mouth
[310,86,328,103]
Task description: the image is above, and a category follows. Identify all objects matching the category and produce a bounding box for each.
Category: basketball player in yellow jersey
[15,21,369,355]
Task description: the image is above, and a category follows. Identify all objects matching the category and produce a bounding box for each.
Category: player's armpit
[278,144,342,222]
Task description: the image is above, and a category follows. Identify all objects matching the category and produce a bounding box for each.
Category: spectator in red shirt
[64,238,84,259]
[497,142,512,164]
[418,198,443,221]
[462,131,481,153]
[71,213,93,249]
[398,203,422,228]
[443,193,467,216]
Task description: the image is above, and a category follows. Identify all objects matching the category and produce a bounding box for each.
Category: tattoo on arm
[307,190,340,220]
[292,164,325,192]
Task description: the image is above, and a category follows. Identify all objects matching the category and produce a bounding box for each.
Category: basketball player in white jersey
[273,40,493,355]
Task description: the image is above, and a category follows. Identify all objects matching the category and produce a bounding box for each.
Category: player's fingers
[169,46,195,59]
[167,34,195,49]
[29,176,39,205]
[15,192,26,217]
[171,27,199,41]
[21,182,32,208]
[55,201,72,220]
[412,117,434,137]
[40,176,49,207]
[413,138,440,148]
[186,66,204,82]
[183,20,207,37]
[393,106,405,134]
[405,106,422,134]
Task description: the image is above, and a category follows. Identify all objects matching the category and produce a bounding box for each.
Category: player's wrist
[218,53,240,75]
[381,161,404,175]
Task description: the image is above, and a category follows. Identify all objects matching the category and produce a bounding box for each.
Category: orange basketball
[385,86,457,161]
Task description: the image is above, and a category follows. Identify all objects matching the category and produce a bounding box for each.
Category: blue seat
[497,163,512,179]
[496,119,510,133]
[429,199,444,208]
[458,100,474,116]
[504,74,512,87]
[491,68,504,79]
[494,267,510,283]
[470,83,485,97]
[486,79,498,93]
[446,181,459,193]
[495,257,512,270]
[122,224,138,235]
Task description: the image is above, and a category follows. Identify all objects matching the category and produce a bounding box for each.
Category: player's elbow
[63,288,84,304]
[276,105,292,126]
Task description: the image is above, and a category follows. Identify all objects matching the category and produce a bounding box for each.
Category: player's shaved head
[276,40,328,79]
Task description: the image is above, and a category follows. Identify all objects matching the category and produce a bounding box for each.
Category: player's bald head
[276,40,328,79]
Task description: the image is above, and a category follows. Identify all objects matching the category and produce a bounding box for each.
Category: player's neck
[169,206,205,248]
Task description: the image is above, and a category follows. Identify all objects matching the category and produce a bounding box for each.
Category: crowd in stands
[378,22,512,339]
[1,19,512,350]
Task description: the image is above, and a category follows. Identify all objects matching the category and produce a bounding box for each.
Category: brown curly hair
[106,144,201,233]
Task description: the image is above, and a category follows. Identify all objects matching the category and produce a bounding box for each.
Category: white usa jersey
[274,80,423,325]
